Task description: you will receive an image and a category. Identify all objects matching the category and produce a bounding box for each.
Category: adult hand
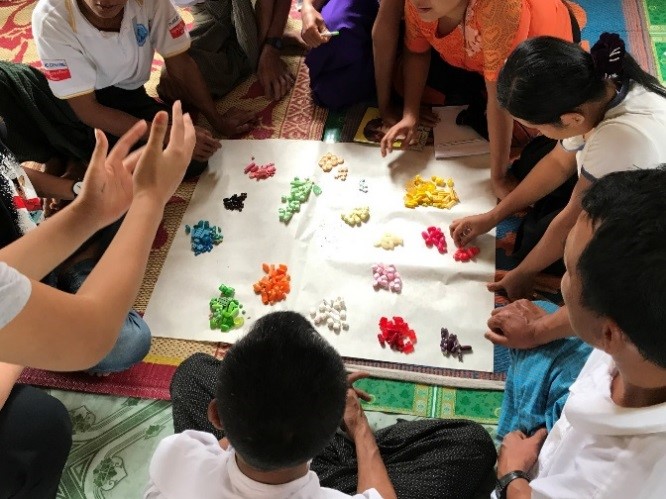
[72,119,146,230]
[485,300,547,349]
[133,101,195,207]
[300,6,329,48]
[212,108,259,138]
[487,269,537,301]
[497,428,548,476]
[342,371,372,439]
[380,116,417,157]
[450,212,495,247]
[258,48,295,101]
[191,126,221,161]
[492,174,519,200]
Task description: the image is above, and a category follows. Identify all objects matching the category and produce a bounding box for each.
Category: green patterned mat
[51,378,500,498]
[644,0,666,82]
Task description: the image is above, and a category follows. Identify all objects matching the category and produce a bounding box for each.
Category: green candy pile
[209,284,245,332]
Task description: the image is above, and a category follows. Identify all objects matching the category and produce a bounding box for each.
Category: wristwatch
[495,470,531,499]
[264,37,284,50]
[72,181,83,197]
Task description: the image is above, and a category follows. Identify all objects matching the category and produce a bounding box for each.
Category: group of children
[1,0,666,498]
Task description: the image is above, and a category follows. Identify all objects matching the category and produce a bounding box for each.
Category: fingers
[347,370,370,385]
[169,101,184,147]
[354,388,373,402]
[146,110,170,152]
[487,280,504,292]
[530,427,548,444]
[107,119,147,166]
[182,112,196,156]
[123,146,145,174]
[88,129,110,172]
[484,330,509,346]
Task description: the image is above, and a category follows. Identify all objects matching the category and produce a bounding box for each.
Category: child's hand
[133,101,195,207]
[380,116,417,157]
[449,212,495,247]
[72,119,147,230]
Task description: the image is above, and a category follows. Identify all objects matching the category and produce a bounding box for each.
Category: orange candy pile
[253,263,291,305]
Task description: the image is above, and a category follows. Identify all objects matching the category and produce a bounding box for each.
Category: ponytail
[497,33,666,125]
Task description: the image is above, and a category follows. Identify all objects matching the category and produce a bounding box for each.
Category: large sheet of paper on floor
[144,140,497,373]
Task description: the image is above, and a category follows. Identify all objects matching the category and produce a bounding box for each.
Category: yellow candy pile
[403,175,459,209]
[341,206,370,226]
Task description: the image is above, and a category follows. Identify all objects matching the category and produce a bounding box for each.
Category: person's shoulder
[32,0,67,29]
[152,430,226,460]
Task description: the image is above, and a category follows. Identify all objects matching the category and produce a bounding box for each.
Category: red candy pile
[244,160,276,180]
[421,226,447,254]
[453,246,480,262]
[377,316,417,353]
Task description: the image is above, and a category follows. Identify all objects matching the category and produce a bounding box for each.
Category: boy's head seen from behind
[213,311,347,471]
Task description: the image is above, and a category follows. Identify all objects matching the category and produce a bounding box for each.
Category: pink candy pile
[244,159,276,180]
[372,263,402,293]
[453,246,480,262]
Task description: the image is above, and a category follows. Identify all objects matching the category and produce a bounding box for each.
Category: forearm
[514,203,580,275]
[488,150,576,223]
[24,168,76,200]
[77,195,162,314]
[354,424,397,499]
[0,363,24,410]
[402,49,430,120]
[302,0,326,15]
[166,55,221,129]
[487,95,513,180]
[0,203,104,280]
[373,0,401,115]
[260,0,292,41]
[68,98,143,139]
[535,306,574,344]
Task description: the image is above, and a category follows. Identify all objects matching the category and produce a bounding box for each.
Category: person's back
[145,311,385,499]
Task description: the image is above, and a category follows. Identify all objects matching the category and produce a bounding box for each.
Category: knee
[26,392,73,470]
[87,311,151,374]
[170,353,214,399]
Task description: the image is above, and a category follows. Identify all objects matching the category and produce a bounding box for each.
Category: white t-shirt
[561,83,666,180]
[145,430,383,499]
[0,262,31,330]
[528,349,666,498]
[32,0,191,99]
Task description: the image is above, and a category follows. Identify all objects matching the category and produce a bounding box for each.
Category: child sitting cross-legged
[146,311,497,499]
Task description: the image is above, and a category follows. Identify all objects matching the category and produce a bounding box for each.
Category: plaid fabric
[496,300,593,439]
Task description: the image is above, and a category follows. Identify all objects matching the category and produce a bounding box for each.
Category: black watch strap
[265,36,283,50]
[496,470,531,499]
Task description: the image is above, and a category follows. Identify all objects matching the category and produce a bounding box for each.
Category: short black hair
[578,166,666,367]
[215,311,347,470]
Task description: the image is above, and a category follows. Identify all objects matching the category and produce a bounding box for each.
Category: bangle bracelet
[496,470,530,499]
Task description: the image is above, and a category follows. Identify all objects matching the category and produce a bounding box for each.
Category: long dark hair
[497,33,666,125]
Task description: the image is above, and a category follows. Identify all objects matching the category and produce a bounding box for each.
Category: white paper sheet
[143,140,497,372]
[433,106,490,159]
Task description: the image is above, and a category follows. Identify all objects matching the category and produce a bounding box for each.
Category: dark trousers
[0,385,72,499]
[170,353,497,499]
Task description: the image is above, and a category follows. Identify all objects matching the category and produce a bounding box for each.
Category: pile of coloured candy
[440,327,472,361]
[341,206,370,226]
[404,175,459,209]
[358,179,368,193]
[184,220,223,255]
[253,263,291,305]
[310,297,349,333]
[372,263,402,293]
[278,177,322,223]
[422,226,447,254]
[334,166,348,180]
[374,233,403,250]
[223,192,247,212]
[209,284,245,332]
[453,246,480,262]
[318,152,344,172]
[244,160,276,180]
[377,316,416,353]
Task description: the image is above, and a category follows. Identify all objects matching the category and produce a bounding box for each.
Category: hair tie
[591,33,626,79]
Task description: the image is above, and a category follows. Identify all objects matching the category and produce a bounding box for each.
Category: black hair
[578,166,666,368]
[497,33,666,125]
[215,311,348,471]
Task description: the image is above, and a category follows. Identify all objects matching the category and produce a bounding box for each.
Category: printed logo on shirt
[168,15,186,39]
[133,16,149,47]
[42,59,71,81]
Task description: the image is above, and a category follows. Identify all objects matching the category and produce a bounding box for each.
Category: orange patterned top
[405,0,578,81]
